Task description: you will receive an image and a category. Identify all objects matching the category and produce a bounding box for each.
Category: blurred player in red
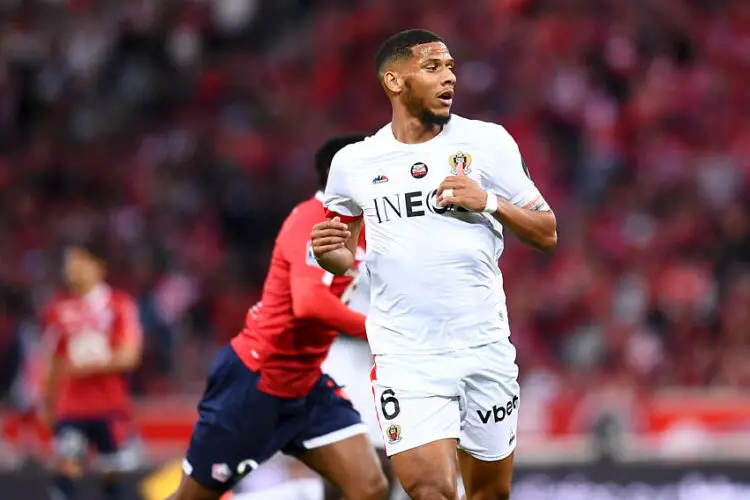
[39,241,143,500]
[169,136,388,500]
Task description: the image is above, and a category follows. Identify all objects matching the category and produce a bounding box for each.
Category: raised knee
[360,470,389,500]
[406,481,456,500]
[341,469,389,500]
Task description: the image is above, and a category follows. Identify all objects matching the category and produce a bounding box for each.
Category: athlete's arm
[438,126,557,252]
[105,298,143,372]
[489,196,557,251]
[291,277,367,339]
[492,153,557,251]
[311,217,362,275]
[315,148,365,274]
[288,218,367,339]
[438,169,557,251]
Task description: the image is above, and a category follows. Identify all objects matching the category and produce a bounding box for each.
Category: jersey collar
[82,283,111,309]
[383,116,454,149]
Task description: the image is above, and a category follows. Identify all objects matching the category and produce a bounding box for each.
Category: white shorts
[320,335,383,448]
[370,340,519,461]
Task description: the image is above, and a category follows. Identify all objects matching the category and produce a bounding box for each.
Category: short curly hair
[374,29,445,78]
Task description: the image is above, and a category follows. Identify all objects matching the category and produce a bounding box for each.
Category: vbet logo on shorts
[477,395,519,424]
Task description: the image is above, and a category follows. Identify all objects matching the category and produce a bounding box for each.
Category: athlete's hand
[311,217,351,256]
[437,163,489,212]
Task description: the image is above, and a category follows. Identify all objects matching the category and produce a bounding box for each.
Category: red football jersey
[42,285,142,418]
[231,193,367,398]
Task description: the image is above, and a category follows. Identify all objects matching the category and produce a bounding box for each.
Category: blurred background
[1,0,750,498]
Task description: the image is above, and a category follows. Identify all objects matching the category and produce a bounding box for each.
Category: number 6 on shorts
[380,389,401,421]
[371,382,461,456]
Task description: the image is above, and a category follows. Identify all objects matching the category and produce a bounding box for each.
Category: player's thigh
[297,433,388,500]
[182,346,292,495]
[391,439,459,500]
[371,381,461,498]
[286,373,387,499]
[458,449,514,500]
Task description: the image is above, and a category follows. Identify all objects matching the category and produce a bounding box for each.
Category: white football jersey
[344,260,371,315]
[324,115,548,355]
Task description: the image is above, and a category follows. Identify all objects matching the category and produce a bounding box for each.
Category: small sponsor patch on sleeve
[306,241,320,267]
[511,188,551,212]
[522,194,550,212]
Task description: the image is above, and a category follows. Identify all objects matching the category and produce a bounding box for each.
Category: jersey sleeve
[281,207,331,283]
[485,125,551,212]
[323,150,363,222]
[283,205,367,338]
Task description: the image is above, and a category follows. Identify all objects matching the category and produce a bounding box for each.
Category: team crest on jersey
[449,151,472,175]
[410,162,428,179]
[372,174,389,184]
[305,241,320,267]
[386,424,402,444]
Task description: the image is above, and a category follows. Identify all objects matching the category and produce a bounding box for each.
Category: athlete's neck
[390,113,443,145]
[70,281,102,298]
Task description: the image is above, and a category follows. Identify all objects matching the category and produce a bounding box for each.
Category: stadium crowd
[1,0,749,404]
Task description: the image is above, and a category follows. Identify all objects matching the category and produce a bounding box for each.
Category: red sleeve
[283,204,367,339]
[324,209,363,223]
[112,294,143,349]
[41,303,66,357]
[358,223,367,247]
[291,280,367,339]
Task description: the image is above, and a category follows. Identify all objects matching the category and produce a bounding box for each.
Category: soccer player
[40,242,143,500]
[168,136,388,500]
[311,29,558,500]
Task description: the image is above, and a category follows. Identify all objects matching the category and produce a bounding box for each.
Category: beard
[404,82,452,126]
[420,107,452,126]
